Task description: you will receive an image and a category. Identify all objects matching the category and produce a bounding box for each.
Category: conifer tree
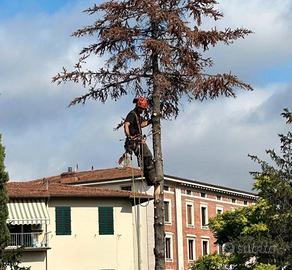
[0,136,29,270]
[53,1,252,268]
[0,134,10,269]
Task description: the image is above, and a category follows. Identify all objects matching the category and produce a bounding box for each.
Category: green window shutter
[55,206,71,235]
[98,207,114,235]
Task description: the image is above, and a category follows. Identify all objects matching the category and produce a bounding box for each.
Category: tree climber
[123,97,156,186]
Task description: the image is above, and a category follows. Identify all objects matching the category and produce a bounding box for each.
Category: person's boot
[143,158,156,186]
[143,170,154,186]
[147,165,156,185]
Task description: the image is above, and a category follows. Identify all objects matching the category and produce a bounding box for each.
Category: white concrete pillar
[175,188,184,270]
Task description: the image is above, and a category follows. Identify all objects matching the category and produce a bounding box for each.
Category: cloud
[162,83,291,191]
[203,0,292,82]
[0,2,104,178]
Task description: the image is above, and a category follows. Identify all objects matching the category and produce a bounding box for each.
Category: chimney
[43,178,49,190]
[61,167,75,178]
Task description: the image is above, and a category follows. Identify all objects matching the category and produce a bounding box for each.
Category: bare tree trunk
[151,20,165,270]
[152,98,165,270]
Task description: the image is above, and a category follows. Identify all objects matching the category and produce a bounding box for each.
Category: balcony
[9,232,49,251]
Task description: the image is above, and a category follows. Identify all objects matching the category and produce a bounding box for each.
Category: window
[244,200,248,205]
[186,203,194,227]
[164,185,169,191]
[216,207,223,215]
[55,206,71,235]
[188,238,195,261]
[186,190,192,195]
[98,207,114,235]
[202,240,209,256]
[10,224,45,248]
[200,192,206,198]
[217,195,222,201]
[165,235,173,261]
[164,201,171,223]
[231,198,236,203]
[201,205,208,227]
[121,186,132,191]
[217,244,223,255]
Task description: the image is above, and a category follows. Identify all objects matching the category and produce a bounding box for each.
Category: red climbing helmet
[136,96,149,109]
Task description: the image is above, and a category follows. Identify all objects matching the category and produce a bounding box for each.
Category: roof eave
[164,175,257,199]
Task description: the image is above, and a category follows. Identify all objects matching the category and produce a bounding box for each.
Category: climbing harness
[119,107,153,203]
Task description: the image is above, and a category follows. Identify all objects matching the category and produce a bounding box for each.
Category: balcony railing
[10,233,49,249]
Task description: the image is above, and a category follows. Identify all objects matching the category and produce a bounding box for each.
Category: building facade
[7,167,256,270]
[7,180,151,270]
[62,168,256,270]
[162,178,255,270]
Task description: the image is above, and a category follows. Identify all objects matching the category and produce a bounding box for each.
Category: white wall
[20,252,47,270]
[86,181,155,270]
[20,198,137,270]
[48,198,135,270]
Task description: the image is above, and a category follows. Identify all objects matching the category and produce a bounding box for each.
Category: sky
[0,0,291,192]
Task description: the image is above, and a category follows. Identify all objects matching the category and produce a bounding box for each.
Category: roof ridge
[11,167,142,184]
[7,178,151,200]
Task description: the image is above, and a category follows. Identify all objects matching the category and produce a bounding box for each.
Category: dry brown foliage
[53,0,253,118]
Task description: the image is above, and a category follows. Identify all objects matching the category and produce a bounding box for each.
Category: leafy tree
[2,249,30,270]
[205,109,292,269]
[53,0,252,268]
[255,264,277,270]
[0,135,29,270]
[191,253,278,270]
[191,253,230,270]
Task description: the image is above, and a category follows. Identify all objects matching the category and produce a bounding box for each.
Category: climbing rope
[129,139,150,207]
[139,137,151,207]
[118,126,159,143]
[138,142,151,270]
[123,115,153,269]
[130,142,151,270]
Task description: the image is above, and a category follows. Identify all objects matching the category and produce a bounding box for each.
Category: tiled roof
[9,166,256,199]
[7,179,151,201]
[26,167,142,186]
[8,182,48,198]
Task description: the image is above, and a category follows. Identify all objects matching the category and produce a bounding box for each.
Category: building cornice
[164,176,257,200]
[73,175,257,200]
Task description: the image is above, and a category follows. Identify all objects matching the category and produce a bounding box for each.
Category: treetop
[53,0,253,118]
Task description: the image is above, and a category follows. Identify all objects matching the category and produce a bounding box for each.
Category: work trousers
[125,138,156,186]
